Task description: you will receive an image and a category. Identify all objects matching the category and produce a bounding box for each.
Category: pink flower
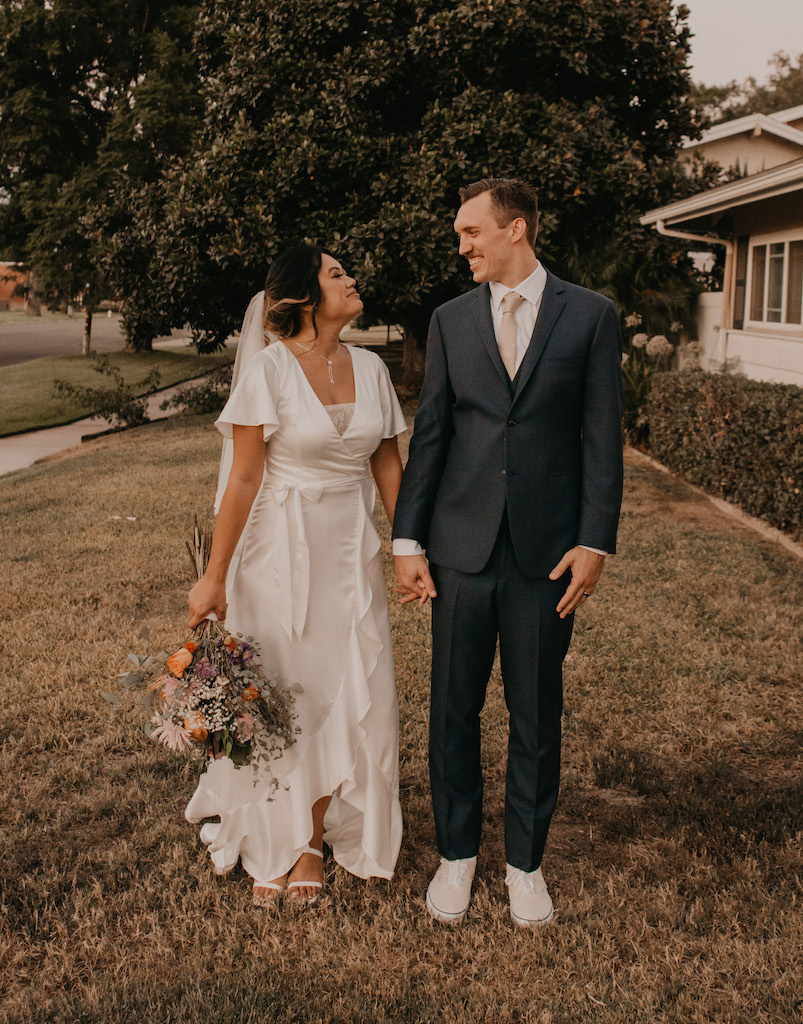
[161,676,183,700]
[152,717,193,752]
[235,713,254,743]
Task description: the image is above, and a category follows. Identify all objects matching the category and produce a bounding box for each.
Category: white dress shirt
[393,261,607,558]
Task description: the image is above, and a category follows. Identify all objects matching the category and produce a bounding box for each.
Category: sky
[682,0,802,86]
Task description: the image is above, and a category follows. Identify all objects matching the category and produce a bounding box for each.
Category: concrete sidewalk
[0,383,186,476]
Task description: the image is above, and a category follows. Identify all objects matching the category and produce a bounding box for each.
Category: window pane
[750,245,766,321]
[787,240,803,325]
[766,242,784,323]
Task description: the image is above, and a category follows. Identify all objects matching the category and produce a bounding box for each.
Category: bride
[186,245,406,906]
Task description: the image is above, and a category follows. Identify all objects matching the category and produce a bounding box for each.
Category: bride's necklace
[292,339,340,384]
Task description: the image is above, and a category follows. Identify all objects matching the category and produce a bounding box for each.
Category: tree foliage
[690,51,803,124]
[111,0,704,372]
[0,0,202,325]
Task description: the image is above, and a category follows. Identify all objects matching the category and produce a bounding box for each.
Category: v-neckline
[284,341,358,436]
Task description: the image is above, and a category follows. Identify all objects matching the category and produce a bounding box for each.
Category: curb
[627,446,803,561]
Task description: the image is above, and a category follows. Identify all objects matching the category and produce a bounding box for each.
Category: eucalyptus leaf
[102,692,122,704]
[116,670,143,688]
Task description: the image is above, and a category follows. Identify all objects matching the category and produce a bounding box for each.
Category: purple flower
[193,657,217,680]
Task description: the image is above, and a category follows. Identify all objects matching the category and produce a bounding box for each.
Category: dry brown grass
[1,410,801,1024]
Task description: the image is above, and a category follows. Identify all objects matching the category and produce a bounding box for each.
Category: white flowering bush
[621,314,679,444]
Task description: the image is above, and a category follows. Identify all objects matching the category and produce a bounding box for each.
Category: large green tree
[0,0,202,330]
[691,51,803,124]
[111,0,704,374]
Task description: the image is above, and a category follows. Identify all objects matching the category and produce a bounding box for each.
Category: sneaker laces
[505,866,545,894]
[440,857,474,887]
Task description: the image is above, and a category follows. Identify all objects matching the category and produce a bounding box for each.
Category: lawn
[0,348,234,436]
[1,412,801,1023]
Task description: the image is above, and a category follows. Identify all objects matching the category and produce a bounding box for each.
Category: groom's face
[454,192,515,284]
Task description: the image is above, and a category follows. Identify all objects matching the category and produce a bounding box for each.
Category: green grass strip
[0,346,234,436]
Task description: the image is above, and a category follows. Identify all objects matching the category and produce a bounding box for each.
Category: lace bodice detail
[325,402,356,436]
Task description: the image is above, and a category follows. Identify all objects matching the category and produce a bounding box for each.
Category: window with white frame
[748,238,803,326]
[745,236,802,323]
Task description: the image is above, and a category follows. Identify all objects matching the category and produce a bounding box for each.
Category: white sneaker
[505,864,554,928]
[426,856,477,924]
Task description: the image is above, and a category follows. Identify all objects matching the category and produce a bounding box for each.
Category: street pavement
[0,314,135,366]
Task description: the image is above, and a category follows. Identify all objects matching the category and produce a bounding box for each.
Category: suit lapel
[470,283,510,387]
[512,271,566,400]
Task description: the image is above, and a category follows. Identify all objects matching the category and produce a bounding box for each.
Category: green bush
[53,353,161,429]
[647,370,803,539]
[160,364,233,415]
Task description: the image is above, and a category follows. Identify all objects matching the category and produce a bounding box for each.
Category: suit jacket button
[501,470,506,476]
[507,419,516,426]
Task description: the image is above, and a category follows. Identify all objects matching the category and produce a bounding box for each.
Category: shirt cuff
[392,538,424,556]
[579,545,608,556]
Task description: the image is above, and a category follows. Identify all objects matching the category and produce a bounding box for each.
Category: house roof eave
[640,157,803,229]
[682,112,803,151]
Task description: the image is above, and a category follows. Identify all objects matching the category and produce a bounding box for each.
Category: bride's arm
[370,437,403,528]
[188,424,266,627]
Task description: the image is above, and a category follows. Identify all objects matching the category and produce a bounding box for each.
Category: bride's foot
[287,846,325,904]
[252,874,288,908]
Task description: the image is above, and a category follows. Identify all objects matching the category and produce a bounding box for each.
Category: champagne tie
[498,291,524,379]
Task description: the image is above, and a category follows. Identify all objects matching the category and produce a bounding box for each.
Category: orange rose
[242,686,260,702]
[166,647,193,677]
[185,641,197,654]
[183,712,208,742]
[224,635,237,652]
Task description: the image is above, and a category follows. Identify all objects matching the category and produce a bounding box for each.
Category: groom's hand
[550,547,605,619]
[394,554,438,606]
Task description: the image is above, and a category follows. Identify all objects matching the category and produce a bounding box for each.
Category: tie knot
[502,291,524,314]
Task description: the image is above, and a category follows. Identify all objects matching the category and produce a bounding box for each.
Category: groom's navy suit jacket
[393,270,624,576]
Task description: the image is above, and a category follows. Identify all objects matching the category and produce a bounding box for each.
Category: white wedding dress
[185,340,406,881]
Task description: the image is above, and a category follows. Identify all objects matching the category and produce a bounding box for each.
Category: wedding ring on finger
[582,591,592,598]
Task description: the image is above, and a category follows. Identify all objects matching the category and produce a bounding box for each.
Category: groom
[393,178,623,928]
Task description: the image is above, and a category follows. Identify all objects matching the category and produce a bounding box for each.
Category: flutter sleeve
[215,352,280,443]
[376,356,408,439]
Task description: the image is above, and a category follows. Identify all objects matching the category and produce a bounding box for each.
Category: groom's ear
[510,217,529,244]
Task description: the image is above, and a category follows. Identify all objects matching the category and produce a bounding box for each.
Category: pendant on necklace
[326,361,334,385]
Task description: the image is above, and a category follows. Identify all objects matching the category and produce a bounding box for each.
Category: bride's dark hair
[263,244,333,339]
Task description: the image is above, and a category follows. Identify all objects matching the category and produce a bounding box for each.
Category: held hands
[550,547,605,619]
[188,575,228,628]
[394,554,438,606]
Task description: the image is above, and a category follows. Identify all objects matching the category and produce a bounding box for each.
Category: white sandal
[252,879,285,908]
[286,846,325,904]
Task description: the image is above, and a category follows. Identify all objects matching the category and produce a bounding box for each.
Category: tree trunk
[122,337,153,353]
[82,308,93,355]
[398,312,429,388]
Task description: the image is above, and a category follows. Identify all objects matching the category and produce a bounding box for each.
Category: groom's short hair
[458,178,540,248]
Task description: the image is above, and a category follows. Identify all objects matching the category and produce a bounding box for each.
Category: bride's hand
[188,575,228,628]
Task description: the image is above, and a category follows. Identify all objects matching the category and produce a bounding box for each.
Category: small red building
[0,263,27,311]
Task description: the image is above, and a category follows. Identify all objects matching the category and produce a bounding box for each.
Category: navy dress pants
[428,515,574,872]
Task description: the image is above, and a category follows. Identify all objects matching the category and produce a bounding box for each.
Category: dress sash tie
[266,477,365,641]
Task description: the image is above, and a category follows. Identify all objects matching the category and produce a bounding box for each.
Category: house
[681,104,803,177]
[0,262,27,311]
[640,112,803,388]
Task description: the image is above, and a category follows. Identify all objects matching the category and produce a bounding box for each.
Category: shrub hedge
[646,370,803,539]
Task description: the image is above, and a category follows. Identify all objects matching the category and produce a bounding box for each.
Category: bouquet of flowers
[111,518,298,792]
